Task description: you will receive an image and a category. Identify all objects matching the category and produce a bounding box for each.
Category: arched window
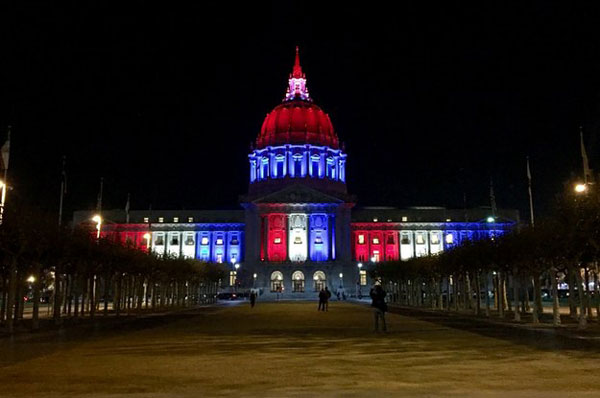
[313,271,326,292]
[270,271,283,292]
[292,270,305,293]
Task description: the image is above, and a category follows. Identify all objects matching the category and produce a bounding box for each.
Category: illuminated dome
[255,47,339,150]
[257,100,338,149]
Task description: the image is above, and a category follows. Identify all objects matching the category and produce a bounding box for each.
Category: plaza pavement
[0,301,599,397]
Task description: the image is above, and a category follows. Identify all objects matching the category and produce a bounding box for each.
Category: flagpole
[526,156,535,228]
[97,177,104,214]
[125,193,130,224]
[0,126,11,225]
[58,155,66,226]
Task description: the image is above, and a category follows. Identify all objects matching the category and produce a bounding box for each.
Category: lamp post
[357,263,363,299]
[253,273,257,288]
[92,215,102,239]
[575,183,587,194]
[143,233,151,253]
[234,263,240,292]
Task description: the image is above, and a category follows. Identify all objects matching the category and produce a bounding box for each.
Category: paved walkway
[0,301,598,397]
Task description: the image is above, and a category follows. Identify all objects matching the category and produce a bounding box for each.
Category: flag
[1,127,10,171]
[580,127,592,183]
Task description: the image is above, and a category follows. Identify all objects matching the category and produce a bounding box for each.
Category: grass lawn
[1,301,598,397]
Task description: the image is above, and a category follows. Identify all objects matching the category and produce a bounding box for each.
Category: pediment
[250,184,345,204]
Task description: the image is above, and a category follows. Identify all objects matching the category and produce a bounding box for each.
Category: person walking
[370,284,388,332]
[325,286,331,311]
[318,288,327,311]
[250,290,257,308]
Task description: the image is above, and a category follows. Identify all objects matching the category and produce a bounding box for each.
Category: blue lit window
[275,154,285,177]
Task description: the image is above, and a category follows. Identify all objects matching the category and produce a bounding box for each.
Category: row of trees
[0,204,227,333]
[372,183,600,329]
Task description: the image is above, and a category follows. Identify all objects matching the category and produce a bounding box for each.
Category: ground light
[486,216,495,223]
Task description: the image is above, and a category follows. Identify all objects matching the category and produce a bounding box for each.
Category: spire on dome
[292,46,303,78]
[284,46,311,102]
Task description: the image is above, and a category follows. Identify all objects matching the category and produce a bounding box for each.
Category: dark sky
[2,2,600,220]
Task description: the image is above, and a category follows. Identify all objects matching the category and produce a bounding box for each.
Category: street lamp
[253,273,257,288]
[143,233,151,252]
[92,215,102,239]
[574,183,587,193]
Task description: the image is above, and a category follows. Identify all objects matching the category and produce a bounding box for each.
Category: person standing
[318,288,327,311]
[250,290,257,308]
[370,284,388,332]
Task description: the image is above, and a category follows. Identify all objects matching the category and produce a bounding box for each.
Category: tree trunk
[594,265,600,319]
[485,272,491,317]
[31,270,41,330]
[89,275,96,319]
[512,273,521,322]
[103,274,110,317]
[498,272,505,318]
[523,280,531,313]
[474,271,481,316]
[575,267,587,329]
[530,276,539,324]
[568,269,577,319]
[584,266,592,319]
[551,268,561,326]
[5,260,17,333]
[1,275,7,323]
[534,273,543,317]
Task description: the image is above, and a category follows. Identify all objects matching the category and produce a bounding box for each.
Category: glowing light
[234,263,240,270]
[253,273,257,279]
[486,216,495,223]
[92,215,102,239]
[27,275,35,283]
[575,183,587,193]
[357,263,363,269]
[339,273,343,278]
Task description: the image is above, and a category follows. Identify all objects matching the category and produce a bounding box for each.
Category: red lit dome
[257,100,339,149]
[255,47,340,150]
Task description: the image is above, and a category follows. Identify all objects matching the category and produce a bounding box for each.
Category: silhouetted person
[318,289,327,311]
[250,290,257,308]
[370,284,387,332]
[325,286,331,311]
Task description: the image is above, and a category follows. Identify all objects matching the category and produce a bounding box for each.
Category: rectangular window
[173,217,179,223]
[158,217,164,223]
[215,238,224,245]
[293,236,303,244]
[185,235,194,246]
[155,235,164,246]
[230,237,239,245]
[445,234,454,244]
[372,237,380,245]
[229,271,237,286]
[274,237,282,244]
[386,234,395,244]
[188,217,194,223]
[358,234,365,244]
[170,235,179,245]
[430,233,440,245]
[201,237,209,245]
[143,217,149,223]
[360,270,367,286]
[416,233,425,245]
[401,234,411,245]
[314,236,323,244]
[401,216,408,222]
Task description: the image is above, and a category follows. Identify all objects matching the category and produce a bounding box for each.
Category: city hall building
[74,48,518,298]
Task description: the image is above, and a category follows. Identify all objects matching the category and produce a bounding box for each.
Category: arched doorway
[270,271,283,292]
[292,270,305,293]
[313,271,326,292]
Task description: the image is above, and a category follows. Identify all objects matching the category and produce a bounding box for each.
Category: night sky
[2,2,600,220]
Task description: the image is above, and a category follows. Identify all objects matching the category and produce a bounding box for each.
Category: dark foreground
[0,301,598,397]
